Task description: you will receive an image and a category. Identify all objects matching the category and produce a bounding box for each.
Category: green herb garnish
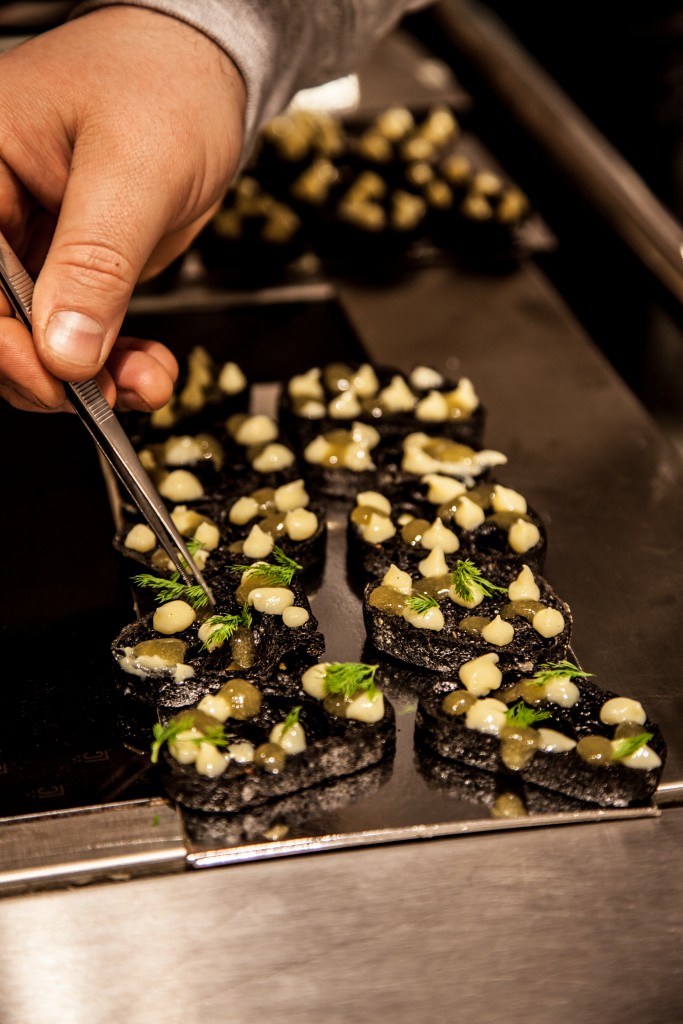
[611,732,653,761]
[150,714,229,764]
[201,603,252,651]
[324,662,379,700]
[505,700,551,729]
[451,559,507,603]
[132,573,211,611]
[405,592,440,616]
[279,705,302,738]
[170,538,206,576]
[228,546,302,587]
[529,660,594,688]
[138,536,205,582]
[151,718,192,764]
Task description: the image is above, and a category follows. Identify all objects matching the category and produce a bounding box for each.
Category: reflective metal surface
[4,257,679,892]
[435,0,683,305]
[0,800,184,896]
[2,809,682,1024]
[3,258,677,891]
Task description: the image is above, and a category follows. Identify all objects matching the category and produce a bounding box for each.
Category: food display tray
[0,286,666,895]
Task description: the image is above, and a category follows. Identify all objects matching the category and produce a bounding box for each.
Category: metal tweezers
[0,228,215,605]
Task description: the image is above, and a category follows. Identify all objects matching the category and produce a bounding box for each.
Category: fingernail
[45,310,105,367]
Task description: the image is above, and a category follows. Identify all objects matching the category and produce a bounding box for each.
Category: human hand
[0,6,246,413]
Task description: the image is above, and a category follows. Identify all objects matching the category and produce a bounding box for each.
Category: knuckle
[52,240,137,294]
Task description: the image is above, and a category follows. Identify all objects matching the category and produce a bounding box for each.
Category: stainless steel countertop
[2,20,683,1020]
[2,811,682,1023]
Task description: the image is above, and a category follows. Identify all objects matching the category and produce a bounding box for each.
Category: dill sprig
[132,573,211,610]
[143,537,205,582]
[506,700,552,729]
[611,732,653,761]
[150,714,229,764]
[201,603,252,651]
[324,662,379,701]
[280,705,302,738]
[170,538,205,577]
[228,546,302,587]
[529,660,594,688]
[405,592,440,616]
[451,559,507,603]
[170,537,207,581]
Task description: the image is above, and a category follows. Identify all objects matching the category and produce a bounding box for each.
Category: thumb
[32,147,167,382]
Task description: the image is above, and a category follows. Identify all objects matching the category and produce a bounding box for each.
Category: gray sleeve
[71,0,433,158]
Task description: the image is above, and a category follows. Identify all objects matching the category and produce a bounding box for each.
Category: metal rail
[433,0,683,307]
